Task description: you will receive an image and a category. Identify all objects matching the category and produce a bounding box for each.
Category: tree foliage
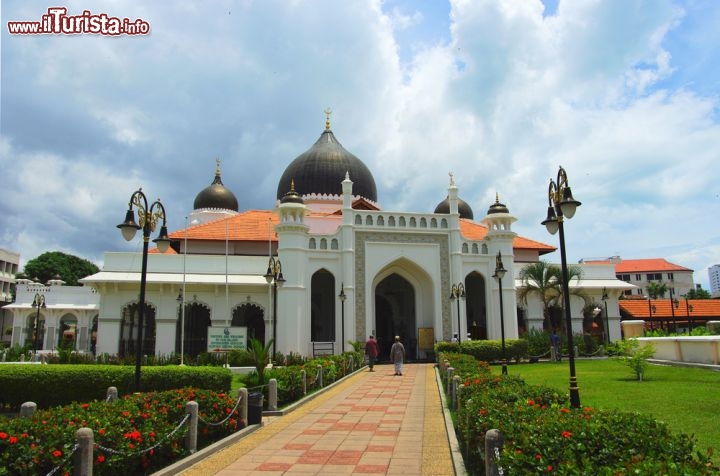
[517,260,585,331]
[21,251,99,286]
[646,281,668,299]
[685,287,711,299]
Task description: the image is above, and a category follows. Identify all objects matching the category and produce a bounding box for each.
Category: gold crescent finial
[324,108,333,130]
[449,172,455,187]
[215,157,221,175]
[495,192,500,203]
[290,179,296,192]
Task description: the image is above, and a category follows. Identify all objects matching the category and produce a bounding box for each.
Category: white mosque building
[6,118,632,359]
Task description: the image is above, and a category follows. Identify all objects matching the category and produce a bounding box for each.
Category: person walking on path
[390,335,405,376]
[364,334,379,371]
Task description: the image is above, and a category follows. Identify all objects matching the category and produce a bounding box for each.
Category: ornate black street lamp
[31,293,46,351]
[541,166,582,408]
[117,188,171,392]
[684,296,694,333]
[339,283,346,353]
[492,252,508,375]
[669,288,678,332]
[264,256,285,357]
[450,283,465,342]
[176,291,186,365]
[601,288,610,344]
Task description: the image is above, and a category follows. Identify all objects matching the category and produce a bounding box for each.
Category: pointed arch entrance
[119,302,156,358]
[232,303,265,345]
[374,274,416,361]
[311,269,335,342]
[175,302,211,358]
[465,272,488,340]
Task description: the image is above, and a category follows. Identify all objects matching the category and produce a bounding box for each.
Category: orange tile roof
[589,258,693,273]
[169,210,278,243]
[619,299,720,320]
[459,219,556,254]
[161,210,555,254]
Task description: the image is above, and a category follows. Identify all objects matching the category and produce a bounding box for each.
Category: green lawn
[493,359,720,460]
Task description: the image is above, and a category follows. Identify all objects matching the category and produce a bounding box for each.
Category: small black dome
[277,126,377,203]
[434,196,474,220]
[486,195,509,215]
[280,180,304,204]
[193,163,239,211]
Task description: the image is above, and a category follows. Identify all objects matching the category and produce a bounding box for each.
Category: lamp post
[541,166,582,409]
[176,291,185,365]
[450,283,465,342]
[684,296,694,333]
[339,283,346,353]
[601,288,610,344]
[117,188,171,392]
[31,293,46,351]
[669,288,678,332]
[264,256,285,358]
[492,252,508,375]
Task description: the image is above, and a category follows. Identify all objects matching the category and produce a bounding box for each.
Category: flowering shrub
[441,352,718,475]
[0,388,245,475]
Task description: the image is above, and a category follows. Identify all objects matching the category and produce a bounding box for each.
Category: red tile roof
[619,298,720,320]
[159,210,555,255]
[587,258,692,273]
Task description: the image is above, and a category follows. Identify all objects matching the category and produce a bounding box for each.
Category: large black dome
[193,163,239,211]
[276,127,377,203]
[434,196,474,220]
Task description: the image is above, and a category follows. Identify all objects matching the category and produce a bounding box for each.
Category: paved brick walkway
[179,363,458,475]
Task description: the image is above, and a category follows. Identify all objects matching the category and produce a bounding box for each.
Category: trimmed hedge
[436,339,528,363]
[0,365,232,409]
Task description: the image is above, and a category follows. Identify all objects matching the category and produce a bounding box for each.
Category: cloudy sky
[2,0,719,289]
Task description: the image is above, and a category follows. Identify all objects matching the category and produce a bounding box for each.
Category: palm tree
[517,260,584,331]
[646,281,667,299]
[248,338,274,385]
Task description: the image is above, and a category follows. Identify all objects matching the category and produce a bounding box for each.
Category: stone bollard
[485,429,504,476]
[106,387,118,402]
[268,378,278,411]
[76,427,94,476]
[452,375,461,409]
[239,388,248,427]
[301,369,307,395]
[446,367,454,395]
[185,401,198,454]
[20,402,36,418]
[317,365,323,388]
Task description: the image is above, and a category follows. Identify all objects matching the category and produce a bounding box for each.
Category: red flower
[535,454,542,460]
[9,436,18,444]
[98,429,106,435]
[560,407,570,414]
[0,432,7,439]
[527,399,535,406]
[53,450,62,458]
[81,403,89,409]
[548,465,553,471]
[562,431,572,438]
[96,455,106,464]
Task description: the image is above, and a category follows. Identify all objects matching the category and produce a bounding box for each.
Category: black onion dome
[277,128,377,202]
[193,163,239,211]
[486,195,509,215]
[434,196,474,220]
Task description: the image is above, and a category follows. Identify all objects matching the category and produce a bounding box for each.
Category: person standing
[390,335,405,376]
[365,334,379,371]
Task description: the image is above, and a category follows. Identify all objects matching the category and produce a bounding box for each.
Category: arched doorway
[27,312,45,350]
[232,303,265,346]
[375,274,416,361]
[175,302,211,358]
[465,272,487,340]
[311,269,335,342]
[119,302,156,358]
[59,314,78,349]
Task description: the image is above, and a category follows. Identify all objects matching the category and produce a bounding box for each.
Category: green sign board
[207,326,247,352]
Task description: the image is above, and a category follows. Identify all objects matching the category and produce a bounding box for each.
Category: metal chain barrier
[94,413,190,458]
[198,392,244,427]
[45,443,79,476]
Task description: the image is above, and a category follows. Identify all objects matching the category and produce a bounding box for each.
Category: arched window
[175,302,211,358]
[119,302,156,358]
[232,303,265,345]
[311,270,335,342]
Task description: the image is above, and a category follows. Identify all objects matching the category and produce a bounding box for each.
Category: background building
[709,264,720,298]
[0,249,20,344]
